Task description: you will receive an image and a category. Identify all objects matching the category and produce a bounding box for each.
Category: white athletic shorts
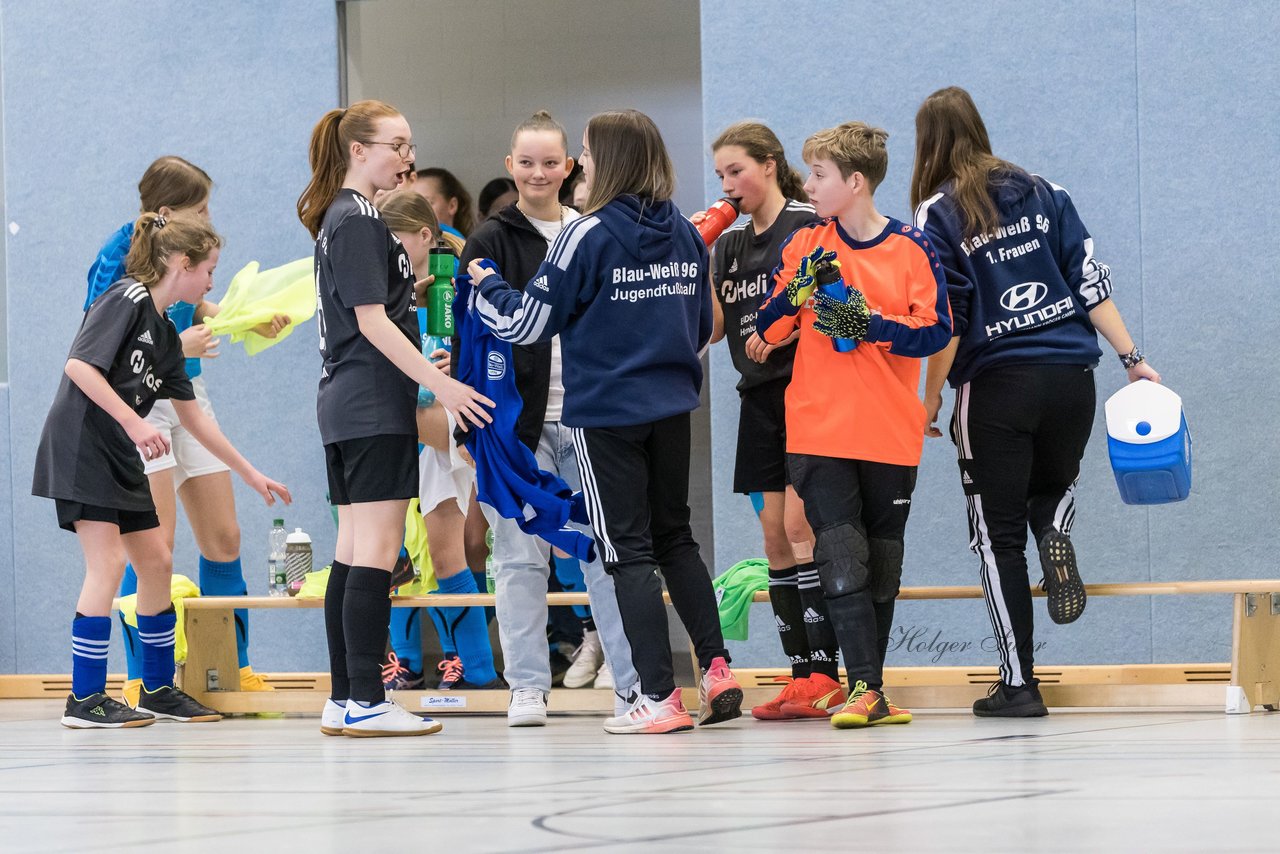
[140,376,230,487]
[418,409,475,516]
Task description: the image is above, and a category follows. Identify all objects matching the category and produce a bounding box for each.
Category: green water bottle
[484,528,496,594]
[427,247,457,337]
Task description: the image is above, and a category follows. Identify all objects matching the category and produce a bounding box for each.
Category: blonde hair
[712,122,808,203]
[511,109,569,152]
[377,189,464,255]
[802,121,890,192]
[138,156,212,213]
[125,213,222,286]
[583,110,675,214]
[297,99,403,238]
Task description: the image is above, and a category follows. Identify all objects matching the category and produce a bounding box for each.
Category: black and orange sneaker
[874,693,913,725]
[1039,531,1086,624]
[831,680,888,729]
[779,672,847,719]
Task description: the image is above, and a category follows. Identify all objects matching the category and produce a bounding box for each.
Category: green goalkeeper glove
[812,286,871,341]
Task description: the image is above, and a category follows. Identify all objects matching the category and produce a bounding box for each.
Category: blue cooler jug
[1104,381,1192,505]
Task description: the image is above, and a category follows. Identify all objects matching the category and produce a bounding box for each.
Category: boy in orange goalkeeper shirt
[755,121,952,728]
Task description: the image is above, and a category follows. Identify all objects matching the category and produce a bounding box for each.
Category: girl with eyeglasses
[298,99,493,738]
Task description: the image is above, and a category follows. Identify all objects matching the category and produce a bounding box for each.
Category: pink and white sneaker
[698,656,743,726]
[603,689,695,734]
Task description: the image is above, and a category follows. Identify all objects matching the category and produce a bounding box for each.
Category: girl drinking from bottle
[36,213,291,728]
[698,122,844,721]
[468,109,741,734]
[298,99,493,738]
[376,188,499,693]
[459,110,639,726]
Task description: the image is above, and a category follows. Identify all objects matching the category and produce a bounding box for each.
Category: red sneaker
[751,676,809,721]
[779,672,847,719]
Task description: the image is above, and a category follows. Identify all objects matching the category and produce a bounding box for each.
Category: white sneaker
[603,689,694,735]
[507,687,548,727]
[593,657,614,690]
[342,699,443,737]
[320,698,346,736]
[563,630,604,688]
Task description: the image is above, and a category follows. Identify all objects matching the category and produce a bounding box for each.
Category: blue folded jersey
[455,269,595,562]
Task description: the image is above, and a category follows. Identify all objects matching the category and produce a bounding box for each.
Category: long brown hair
[138,156,212,213]
[416,167,475,237]
[297,99,402,238]
[910,86,1026,238]
[125,213,222,286]
[583,110,675,215]
[712,121,808,203]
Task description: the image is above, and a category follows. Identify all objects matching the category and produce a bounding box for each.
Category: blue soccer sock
[71,614,111,699]
[427,608,457,656]
[431,570,497,685]
[552,553,592,621]
[389,608,424,673]
[136,606,177,693]
[199,555,250,668]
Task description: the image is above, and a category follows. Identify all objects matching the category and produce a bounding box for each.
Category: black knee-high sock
[796,561,839,680]
[873,599,895,672]
[324,561,351,701]
[344,566,392,703]
[767,566,809,679]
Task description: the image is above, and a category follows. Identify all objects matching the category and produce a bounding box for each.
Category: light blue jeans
[482,421,639,698]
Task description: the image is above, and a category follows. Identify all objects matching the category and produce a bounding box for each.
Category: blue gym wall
[0,1,338,673]
[702,1,1280,668]
[1,1,1276,677]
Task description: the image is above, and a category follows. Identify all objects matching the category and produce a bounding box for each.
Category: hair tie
[153,214,167,229]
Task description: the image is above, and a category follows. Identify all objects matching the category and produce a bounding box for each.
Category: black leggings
[572,412,727,698]
[951,363,1095,686]
[788,453,916,692]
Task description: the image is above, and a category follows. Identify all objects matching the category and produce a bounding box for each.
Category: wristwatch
[1118,346,1145,369]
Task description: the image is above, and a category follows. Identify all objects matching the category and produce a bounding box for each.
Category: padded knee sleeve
[868,538,905,603]
[814,522,870,598]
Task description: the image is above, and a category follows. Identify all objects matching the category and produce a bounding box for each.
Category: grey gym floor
[0,700,1275,852]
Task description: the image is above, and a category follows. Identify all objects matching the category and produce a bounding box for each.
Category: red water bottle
[696,197,741,246]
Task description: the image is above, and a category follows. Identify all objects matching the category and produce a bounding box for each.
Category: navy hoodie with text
[474,194,713,428]
[914,171,1112,388]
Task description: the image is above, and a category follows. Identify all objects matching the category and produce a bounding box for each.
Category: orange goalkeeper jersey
[756,217,951,465]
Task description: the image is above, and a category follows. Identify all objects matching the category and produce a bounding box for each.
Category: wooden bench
[170,579,1280,716]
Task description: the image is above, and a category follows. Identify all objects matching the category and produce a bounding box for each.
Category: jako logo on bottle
[1000,281,1048,312]
[486,351,507,380]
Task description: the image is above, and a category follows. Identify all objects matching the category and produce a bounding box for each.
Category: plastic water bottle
[696,197,740,246]
[815,259,858,353]
[417,335,452,407]
[485,528,496,594]
[268,518,288,596]
[284,528,313,597]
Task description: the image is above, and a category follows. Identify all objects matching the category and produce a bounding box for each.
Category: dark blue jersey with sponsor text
[473,194,712,428]
[915,171,1110,387]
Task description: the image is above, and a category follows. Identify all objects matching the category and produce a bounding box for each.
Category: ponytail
[711,121,809,204]
[297,100,403,238]
[125,212,222,286]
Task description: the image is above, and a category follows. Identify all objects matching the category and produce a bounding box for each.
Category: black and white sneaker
[61,692,155,729]
[1039,530,1086,624]
[135,685,223,722]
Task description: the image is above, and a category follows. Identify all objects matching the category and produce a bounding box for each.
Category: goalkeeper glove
[783,246,837,310]
[812,286,871,341]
